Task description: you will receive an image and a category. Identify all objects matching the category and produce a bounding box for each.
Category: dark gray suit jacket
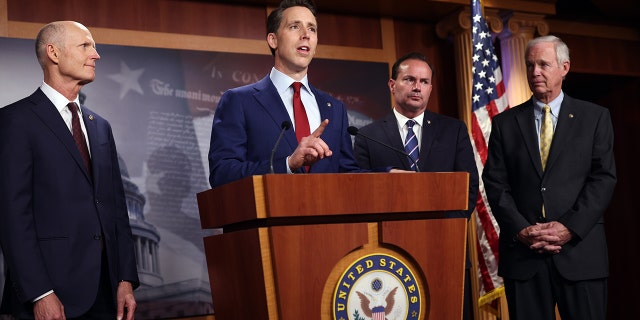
[482,94,616,281]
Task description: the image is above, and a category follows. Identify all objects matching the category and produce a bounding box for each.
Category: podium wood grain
[198,172,469,319]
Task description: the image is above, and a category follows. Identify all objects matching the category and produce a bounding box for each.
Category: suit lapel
[313,86,332,125]
[514,100,544,177]
[29,90,92,182]
[310,85,340,173]
[420,111,438,170]
[381,113,410,170]
[253,77,298,151]
[82,107,98,183]
[545,96,577,172]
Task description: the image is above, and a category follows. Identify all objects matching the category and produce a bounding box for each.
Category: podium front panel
[197,173,470,319]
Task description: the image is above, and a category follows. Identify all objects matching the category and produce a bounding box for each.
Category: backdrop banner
[0,36,390,318]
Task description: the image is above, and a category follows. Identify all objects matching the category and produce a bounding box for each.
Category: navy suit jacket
[208,76,367,188]
[353,111,479,218]
[0,89,139,318]
[482,95,616,281]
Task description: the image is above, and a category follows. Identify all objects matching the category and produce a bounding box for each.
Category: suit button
[541,187,546,191]
[94,234,102,240]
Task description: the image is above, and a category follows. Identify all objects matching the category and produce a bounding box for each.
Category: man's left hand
[116,281,136,320]
[529,221,573,254]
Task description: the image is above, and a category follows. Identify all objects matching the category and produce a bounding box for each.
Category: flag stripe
[471,113,488,164]
[475,226,495,291]
[470,0,509,305]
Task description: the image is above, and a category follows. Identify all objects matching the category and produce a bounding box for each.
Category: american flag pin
[89,115,94,121]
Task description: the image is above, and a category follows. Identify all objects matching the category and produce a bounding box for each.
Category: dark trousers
[504,257,607,320]
[69,253,116,320]
[463,266,474,320]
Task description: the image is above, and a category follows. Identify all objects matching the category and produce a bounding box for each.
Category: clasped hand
[517,221,572,255]
[288,119,333,171]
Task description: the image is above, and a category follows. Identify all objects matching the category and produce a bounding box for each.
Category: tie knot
[68,102,78,113]
[543,105,551,113]
[406,119,416,129]
[292,82,302,93]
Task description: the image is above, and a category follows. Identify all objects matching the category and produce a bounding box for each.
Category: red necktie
[292,82,311,172]
[292,82,310,142]
[68,102,92,175]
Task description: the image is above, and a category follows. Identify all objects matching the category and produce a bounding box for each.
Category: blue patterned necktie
[404,120,419,170]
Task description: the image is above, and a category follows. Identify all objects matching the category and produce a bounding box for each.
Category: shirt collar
[393,108,425,128]
[533,91,564,117]
[40,82,82,114]
[270,67,310,95]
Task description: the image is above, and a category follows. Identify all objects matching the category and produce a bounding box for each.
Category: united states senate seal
[332,253,421,320]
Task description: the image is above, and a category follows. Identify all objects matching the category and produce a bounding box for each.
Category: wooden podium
[197,172,469,320]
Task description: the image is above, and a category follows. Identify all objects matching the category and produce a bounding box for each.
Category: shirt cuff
[286,157,293,174]
[33,290,54,302]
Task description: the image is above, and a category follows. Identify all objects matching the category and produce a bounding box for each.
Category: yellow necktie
[540,105,553,171]
[540,105,553,219]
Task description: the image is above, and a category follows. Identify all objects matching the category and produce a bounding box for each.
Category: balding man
[0,21,138,320]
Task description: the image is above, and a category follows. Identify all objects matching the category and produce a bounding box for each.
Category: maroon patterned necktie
[68,102,92,175]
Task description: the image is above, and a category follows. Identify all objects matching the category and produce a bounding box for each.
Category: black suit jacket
[0,89,139,318]
[482,94,616,281]
[353,111,479,218]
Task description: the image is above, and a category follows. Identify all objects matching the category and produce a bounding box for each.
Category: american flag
[470,0,509,305]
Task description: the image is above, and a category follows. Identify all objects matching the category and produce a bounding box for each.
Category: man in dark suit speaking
[0,21,138,319]
[482,35,616,319]
[207,0,397,188]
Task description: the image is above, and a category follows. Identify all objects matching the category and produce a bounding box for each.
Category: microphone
[347,126,420,172]
[270,120,292,174]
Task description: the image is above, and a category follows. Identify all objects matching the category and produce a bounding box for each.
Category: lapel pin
[568,114,574,118]
[326,102,332,107]
[89,114,94,121]
[426,120,431,124]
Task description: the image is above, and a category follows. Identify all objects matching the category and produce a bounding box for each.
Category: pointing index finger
[312,119,329,138]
